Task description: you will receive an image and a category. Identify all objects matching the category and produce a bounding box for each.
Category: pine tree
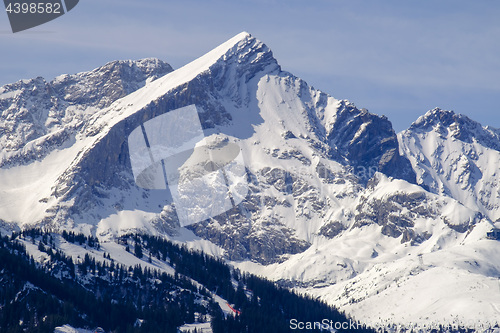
[134,242,143,259]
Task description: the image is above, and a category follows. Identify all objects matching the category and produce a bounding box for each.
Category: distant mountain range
[1,32,499,330]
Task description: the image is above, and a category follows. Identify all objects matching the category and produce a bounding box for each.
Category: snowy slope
[234,173,499,327]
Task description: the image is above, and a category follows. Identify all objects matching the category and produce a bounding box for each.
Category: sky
[0,0,499,132]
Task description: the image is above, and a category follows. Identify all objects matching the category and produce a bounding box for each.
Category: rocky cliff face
[325,102,416,184]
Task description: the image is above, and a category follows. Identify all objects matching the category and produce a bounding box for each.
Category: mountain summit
[400,107,500,221]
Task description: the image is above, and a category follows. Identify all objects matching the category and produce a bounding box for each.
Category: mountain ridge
[0,58,173,168]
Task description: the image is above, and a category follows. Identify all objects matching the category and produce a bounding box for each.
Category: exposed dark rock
[319,221,346,238]
[326,103,416,184]
[354,192,444,243]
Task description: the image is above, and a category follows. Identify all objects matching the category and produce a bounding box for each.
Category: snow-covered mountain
[399,108,500,222]
[0,58,172,168]
[1,32,500,330]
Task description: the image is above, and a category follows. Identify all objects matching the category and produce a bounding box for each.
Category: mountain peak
[409,107,474,137]
[168,31,277,81]
[95,58,173,78]
[101,32,280,123]
[406,107,500,152]
[412,107,457,128]
[51,58,173,109]
[226,31,252,43]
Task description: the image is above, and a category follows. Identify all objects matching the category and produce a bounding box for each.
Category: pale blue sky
[1,0,499,131]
